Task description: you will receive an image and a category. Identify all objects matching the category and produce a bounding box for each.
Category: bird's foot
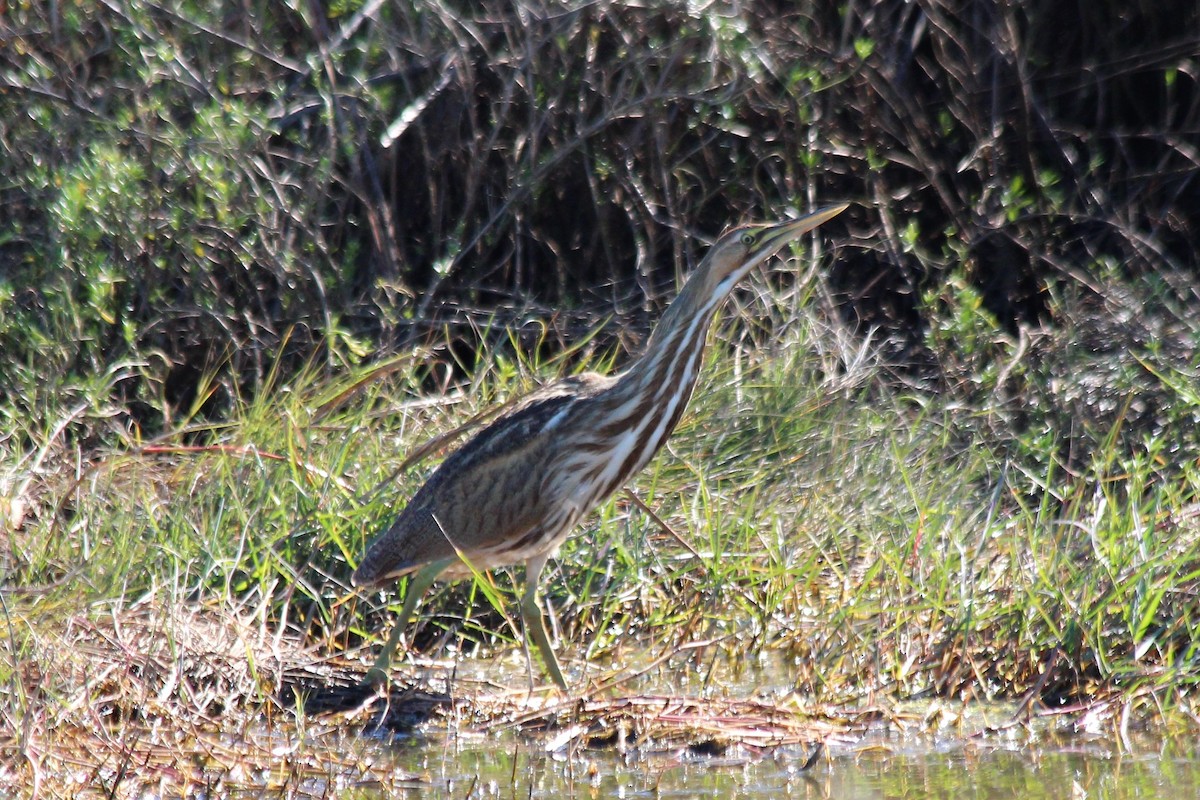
[358,665,392,689]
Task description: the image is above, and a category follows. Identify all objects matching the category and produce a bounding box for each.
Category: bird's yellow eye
[740,232,755,247]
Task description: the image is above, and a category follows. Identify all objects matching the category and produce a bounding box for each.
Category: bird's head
[698,204,849,298]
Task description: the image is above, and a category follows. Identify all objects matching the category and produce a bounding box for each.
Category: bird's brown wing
[352,373,614,585]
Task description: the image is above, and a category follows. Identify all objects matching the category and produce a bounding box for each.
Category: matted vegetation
[3,0,1200,796]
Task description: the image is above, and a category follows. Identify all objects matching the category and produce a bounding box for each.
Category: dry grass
[3,592,1153,798]
[6,589,1180,798]
[0,597,846,796]
[2,600,414,796]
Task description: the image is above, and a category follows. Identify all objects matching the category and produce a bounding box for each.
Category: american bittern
[353,204,847,688]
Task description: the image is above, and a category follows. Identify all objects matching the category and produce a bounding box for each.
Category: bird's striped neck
[618,253,756,416]
[575,258,751,498]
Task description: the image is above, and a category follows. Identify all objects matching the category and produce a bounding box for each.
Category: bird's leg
[362,559,451,687]
[520,554,568,690]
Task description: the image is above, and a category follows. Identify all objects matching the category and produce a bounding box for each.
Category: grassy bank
[4,273,1200,792]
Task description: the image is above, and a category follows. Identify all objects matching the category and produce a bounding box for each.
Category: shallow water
[353,728,1200,799]
[322,649,1200,799]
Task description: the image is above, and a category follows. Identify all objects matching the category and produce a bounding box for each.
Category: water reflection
[362,731,1200,799]
[821,741,1200,800]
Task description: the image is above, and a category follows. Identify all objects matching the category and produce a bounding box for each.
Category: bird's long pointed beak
[757,203,850,254]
